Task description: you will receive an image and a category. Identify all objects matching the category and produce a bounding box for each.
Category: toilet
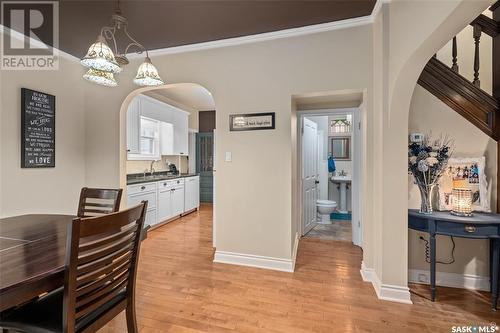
[316,200,337,224]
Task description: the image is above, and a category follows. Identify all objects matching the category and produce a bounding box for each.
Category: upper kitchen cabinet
[126,97,141,154]
[126,94,189,160]
[171,109,188,155]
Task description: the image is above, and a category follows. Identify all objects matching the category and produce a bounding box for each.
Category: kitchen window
[128,116,160,160]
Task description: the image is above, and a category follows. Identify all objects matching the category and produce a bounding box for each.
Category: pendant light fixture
[81,1,164,87]
[83,68,118,87]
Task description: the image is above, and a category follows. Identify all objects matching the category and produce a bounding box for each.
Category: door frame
[297,108,363,247]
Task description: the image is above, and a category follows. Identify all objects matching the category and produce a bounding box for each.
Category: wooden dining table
[0,214,74,312]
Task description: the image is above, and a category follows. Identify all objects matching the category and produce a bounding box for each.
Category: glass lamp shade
[83,68,118,87]
[81,36,121,74]
[450,188,473,217]
[133,57,164,86]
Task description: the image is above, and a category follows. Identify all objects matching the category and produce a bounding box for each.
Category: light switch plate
[225,151,232,162]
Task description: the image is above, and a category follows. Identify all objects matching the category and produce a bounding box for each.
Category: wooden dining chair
[0,201,147,333]
[77,187,123,218]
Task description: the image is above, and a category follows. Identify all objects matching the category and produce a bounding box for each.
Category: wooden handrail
[470,14,499,38]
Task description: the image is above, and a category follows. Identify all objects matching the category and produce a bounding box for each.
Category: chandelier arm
[123,25,148,56]
[101,26,119,55]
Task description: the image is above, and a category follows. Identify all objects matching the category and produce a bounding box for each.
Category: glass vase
[417,184,435,214]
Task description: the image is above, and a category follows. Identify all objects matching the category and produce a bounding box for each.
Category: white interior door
[302,118,318,235]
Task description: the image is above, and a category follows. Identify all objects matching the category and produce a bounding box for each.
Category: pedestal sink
[331,175,351,213]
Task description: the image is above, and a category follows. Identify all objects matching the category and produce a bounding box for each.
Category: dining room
[3,0,500,332]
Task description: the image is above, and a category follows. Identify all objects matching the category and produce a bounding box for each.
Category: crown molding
[128,0,382,59]
[1,0,381,63]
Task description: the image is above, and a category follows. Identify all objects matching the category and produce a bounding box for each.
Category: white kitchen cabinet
[129,94,190,157]
[157,180,172,222]
[126,97,141,154]
[171,179,185,216]
[127,182,157,227]
[160,122,174,156]
[172,111,189,156]
[184,176,200,212]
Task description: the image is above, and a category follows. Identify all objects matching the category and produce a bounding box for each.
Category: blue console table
[408,209,500,310]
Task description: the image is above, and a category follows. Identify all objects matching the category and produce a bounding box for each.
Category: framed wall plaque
[437,157,490,212]
[21,88,56,168]
[229,112,275,131]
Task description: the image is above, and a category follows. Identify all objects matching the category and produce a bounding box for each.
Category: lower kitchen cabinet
[184,176,200,212]
[171,179,185,217]
[127,182,157,227]
[128,175,200,229]
[156,178,184,224]
[157,180,172,222]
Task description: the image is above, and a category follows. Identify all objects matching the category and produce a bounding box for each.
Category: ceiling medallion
[81,1,164,87]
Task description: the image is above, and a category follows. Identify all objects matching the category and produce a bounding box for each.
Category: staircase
[417,1,500,209]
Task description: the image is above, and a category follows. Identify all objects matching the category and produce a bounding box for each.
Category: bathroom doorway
[298,108,362,246]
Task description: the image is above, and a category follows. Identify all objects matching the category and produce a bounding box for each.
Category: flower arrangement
[408,135,453,214]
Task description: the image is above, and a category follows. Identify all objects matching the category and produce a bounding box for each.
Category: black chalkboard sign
[21,88,55,168]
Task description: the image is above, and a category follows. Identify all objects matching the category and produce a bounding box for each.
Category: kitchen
[125,92,200,230]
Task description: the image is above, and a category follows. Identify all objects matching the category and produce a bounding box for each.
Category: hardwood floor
[100,204,499,333]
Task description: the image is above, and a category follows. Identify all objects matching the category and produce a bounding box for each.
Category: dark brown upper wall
[54,0,375,58]
[199,111,216,133]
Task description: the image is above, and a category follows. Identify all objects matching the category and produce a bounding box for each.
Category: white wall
[83,25,373,262]
[0,56,86,217]
[408,85,496,279]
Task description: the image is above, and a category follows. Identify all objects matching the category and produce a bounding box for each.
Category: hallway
[100,204,498,333]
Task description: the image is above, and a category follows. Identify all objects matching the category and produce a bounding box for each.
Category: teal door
[196,132,214,203]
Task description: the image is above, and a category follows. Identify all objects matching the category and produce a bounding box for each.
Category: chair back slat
[63,201,147,332]
[76,247,132,276]
[77,238,134,265]
[77,187,123,218]
[79,224,138,252]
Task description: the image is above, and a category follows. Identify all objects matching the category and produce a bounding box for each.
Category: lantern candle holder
[450,188,473,217]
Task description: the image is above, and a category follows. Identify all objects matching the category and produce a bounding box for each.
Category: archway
[118,83,217,243]
[376,0,492,301]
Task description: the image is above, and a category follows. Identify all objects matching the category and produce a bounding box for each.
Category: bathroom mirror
[330,137,351,160]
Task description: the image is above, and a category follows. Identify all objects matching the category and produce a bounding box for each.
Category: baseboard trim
[214,251,294,273]
[360,261,413,304]
[408,269,490,291]
[360,261,375,282]
[292,232,300,271]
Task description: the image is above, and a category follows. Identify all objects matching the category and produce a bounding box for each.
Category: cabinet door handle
[141,186,146,190]
[464,225,476,233]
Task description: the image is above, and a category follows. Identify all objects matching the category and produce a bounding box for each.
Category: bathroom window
[330,119,351,134]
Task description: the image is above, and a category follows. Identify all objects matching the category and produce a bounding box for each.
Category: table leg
[490,239,493,293]
[430,233,436,302]
[491,239,499,311]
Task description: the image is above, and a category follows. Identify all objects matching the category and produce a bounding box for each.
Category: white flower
[426,157,438,166]
[429,152,438,157]
[418,160,429,172]
[409,156,417,164]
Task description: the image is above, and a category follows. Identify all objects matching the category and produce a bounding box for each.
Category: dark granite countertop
[127,172,198,185]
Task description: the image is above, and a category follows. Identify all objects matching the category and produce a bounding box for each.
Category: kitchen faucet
[150,160,156,176]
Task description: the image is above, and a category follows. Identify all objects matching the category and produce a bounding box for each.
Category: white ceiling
[146,84,215,112]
